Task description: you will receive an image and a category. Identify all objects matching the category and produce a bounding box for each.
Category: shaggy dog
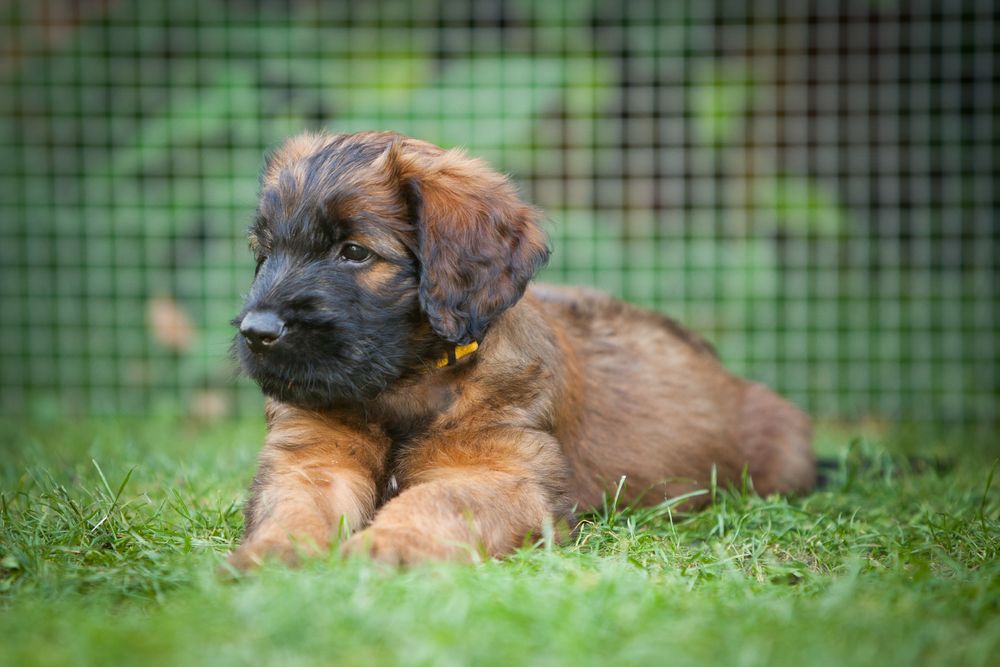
[228,131,815,568]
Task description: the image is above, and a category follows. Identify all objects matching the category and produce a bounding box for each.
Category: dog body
[525,284,814,510]
[228,131,814,568]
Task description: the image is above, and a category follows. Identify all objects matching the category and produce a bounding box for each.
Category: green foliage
[754,174,849,236]
[1,419,998,666]
[691,64,755,146]
[1,0,994,425]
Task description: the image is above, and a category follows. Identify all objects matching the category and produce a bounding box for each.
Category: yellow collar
[434,341,479,368]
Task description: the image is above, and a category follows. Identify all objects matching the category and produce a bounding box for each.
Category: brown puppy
[227,131,815,568]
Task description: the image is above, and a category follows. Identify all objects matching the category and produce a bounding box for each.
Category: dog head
[233,131,549,408]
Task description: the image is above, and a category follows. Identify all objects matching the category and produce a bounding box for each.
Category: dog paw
[341,527,474,566]
[226,536,323,571]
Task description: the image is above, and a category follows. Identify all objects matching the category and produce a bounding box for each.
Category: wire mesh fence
[0,0,996,426]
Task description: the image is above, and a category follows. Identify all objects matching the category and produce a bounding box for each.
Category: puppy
[228,131,815,568]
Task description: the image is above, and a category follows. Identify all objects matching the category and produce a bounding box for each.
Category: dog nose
[240,311,286,351]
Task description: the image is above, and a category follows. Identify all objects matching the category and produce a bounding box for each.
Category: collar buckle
[435,341,479,368]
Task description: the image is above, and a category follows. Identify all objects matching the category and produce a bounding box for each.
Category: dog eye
[339,243,371,262]
[254,255,267,276]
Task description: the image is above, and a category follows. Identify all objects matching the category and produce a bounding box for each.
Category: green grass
[1,418,997,667]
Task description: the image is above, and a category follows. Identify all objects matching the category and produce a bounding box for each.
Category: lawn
[1,417,997,667]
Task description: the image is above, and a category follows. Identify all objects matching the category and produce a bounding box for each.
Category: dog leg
[341,471,551,564]
[228,403,389,569]
[342,429,568,565]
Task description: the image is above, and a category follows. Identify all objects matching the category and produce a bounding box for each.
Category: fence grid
[1,0,996,426]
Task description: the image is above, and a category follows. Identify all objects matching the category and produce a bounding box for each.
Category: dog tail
[740,382,817,495]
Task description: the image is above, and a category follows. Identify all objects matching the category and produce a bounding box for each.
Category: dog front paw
[226,535,324,571]
[341,527,480,566]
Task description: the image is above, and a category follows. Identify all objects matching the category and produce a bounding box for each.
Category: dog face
[233,132,550,408]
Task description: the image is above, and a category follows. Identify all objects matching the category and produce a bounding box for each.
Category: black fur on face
[233,135,443,409]
[233,131,550,409]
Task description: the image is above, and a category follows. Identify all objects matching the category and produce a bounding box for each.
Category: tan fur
[230,403,389,567]
[229,132,816,568]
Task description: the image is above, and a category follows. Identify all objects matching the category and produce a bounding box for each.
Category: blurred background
[0,0,995,430]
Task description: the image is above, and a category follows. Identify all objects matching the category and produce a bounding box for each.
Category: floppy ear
[381,141,550,345]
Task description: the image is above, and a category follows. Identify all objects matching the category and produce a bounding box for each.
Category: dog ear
[379,141,550,345]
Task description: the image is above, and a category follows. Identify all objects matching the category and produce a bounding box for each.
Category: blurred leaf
[324,56,433,110]
[417,56,564,149]
[331,56,566,173]
[103,66,262,183]
[754,175,848,236]
[147,295,197,352]
[564,58,616,119]
[720,238,780,302]
[691,64,754,146]
[188,390,230,420]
